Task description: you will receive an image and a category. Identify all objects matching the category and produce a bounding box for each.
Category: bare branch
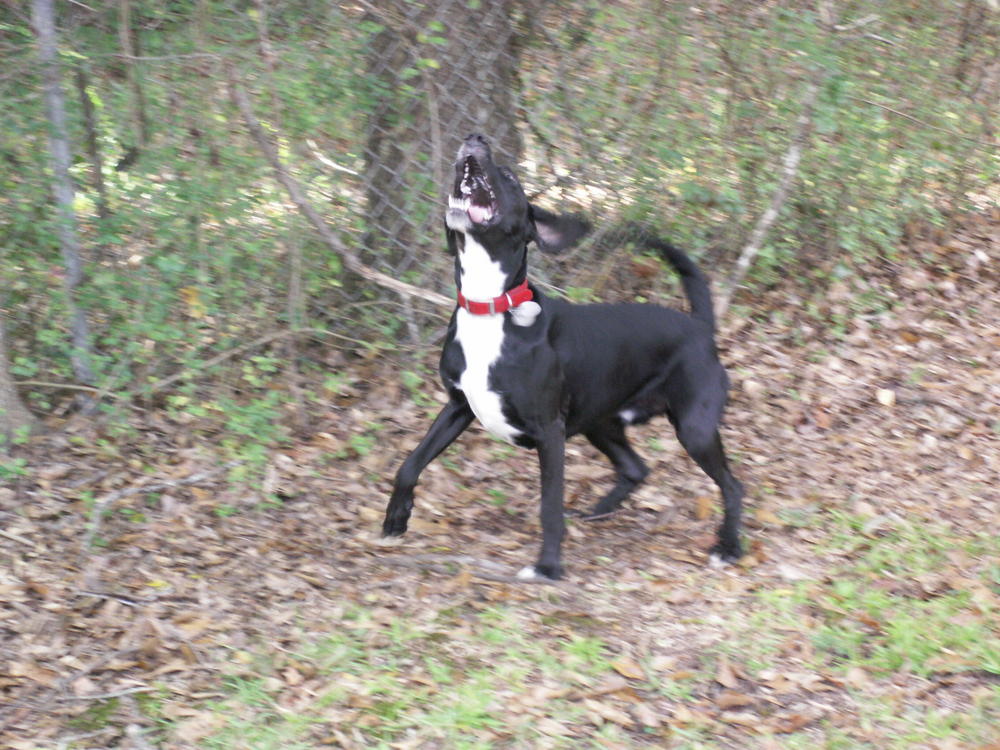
[83,461,241,550]
[57,686,153,702]
[226,67,452,310]
[848,95,999,149]
[715,81,821,320]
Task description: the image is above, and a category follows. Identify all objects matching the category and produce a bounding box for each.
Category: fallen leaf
[8,661,59,687]
[813,408,832,430]
[610,656,645,681]
[771,712,814,733]
[408,517,447,533]
[845,666,868,688]
[536,717,572,737]
[754,508,782,525]
[716,654,739,689]
[694,495,714,520]
[175,712,227,742]
[72,676,98,697]
[715,690,755,709]
[876,388,896,407]
[586,673,628,697]
[721,710,762,728]
[665,587,694,605]
[632,701,661,727]
[666,549,702,565]
[671,705,696,725]
[741,379,766,399]
[648,655,677,673]
[357,506,381,523]
[583,698,633,727]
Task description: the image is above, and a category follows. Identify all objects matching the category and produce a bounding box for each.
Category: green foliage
[68,697,120,732]
[1,0,997,447]
[0,456,29,480]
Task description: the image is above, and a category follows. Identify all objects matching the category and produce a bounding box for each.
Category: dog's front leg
[383,398,474,537]
[518,419,566,581]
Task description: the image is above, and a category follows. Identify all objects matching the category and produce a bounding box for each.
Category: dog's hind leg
[674,417,743,563]
[580,420,650,519]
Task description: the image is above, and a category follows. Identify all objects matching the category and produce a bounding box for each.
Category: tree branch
[83,461,241,550]
[225,67,452,309]
[715,81,820,320]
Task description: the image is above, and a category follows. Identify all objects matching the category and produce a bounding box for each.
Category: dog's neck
[454,232,526,301]
[453,231,539,325]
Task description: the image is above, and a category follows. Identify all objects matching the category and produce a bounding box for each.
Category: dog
[382,133,744,581]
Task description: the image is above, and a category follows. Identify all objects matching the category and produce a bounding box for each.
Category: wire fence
[339,0,1000,317]
[1,1,998,393]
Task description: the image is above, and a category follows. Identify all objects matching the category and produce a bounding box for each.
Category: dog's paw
[708,541,743,567]
[381,517,409,537]
[516,565,562,582]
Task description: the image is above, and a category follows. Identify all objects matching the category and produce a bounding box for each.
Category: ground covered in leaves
[2,213,999,749]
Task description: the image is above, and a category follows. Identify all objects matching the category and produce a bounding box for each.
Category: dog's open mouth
[450,156,497,224]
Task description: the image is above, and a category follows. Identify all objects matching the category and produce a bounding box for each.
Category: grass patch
[184,604,624,748]
[711,513,1000,746]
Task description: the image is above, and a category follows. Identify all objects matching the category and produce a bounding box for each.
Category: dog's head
[446,134,589,255]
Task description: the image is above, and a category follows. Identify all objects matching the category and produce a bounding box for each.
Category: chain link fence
[344,0,1000,320]
[1,1,998,393]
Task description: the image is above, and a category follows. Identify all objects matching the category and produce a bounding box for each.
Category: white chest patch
[454,233,521,443]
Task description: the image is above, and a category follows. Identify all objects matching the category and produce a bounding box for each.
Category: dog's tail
[643,237,716,330]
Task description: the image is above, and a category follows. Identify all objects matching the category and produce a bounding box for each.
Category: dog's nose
[457,133,492,161]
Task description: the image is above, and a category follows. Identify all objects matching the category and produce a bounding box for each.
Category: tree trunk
[74,63,110,223]
[0,315,36,444]
[32,0,97,389]
[118,0,150,155]
[364,1,523,272]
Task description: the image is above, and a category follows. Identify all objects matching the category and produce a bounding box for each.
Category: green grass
[709,512,1000,747]
[185,605,624,748]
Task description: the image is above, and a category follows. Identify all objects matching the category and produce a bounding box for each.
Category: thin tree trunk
[33,0,97,388]
[954,0,985,86]
[0,314,37,443]
[118,0,149,155]
[363,1,523,270]
[74,64,110,223]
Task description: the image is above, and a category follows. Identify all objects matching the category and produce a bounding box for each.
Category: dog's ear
[529,204,590,253]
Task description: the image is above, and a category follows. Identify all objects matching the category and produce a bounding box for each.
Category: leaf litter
[1,212,998,747]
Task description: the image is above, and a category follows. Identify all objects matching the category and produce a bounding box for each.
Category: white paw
[516,566,541,581]
[708,553,729,569]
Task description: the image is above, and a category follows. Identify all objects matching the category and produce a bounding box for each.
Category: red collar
[457,279,533,315]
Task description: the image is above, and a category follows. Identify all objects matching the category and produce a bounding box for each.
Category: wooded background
[1,0,998,457]
[2,3,1000,747]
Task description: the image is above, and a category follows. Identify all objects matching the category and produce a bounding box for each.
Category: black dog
[383,134,743,581]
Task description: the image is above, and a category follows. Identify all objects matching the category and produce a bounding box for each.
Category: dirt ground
[1,212,998,748]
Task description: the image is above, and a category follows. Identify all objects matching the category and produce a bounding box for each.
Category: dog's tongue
[468,204,492,223]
